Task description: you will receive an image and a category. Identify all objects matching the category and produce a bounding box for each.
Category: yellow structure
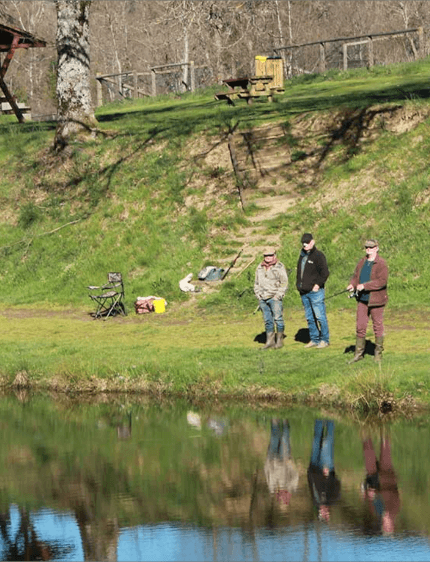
[153,298,166,313]
[255,56,284,92]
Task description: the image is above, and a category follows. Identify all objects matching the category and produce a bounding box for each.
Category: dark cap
[365,239,378,248]
[301,233,313,244]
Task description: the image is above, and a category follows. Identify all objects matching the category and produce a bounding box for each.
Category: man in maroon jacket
[347,239,389,363]
[361,432,400,534]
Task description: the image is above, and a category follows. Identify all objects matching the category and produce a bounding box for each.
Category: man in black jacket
[308,419,341,522]
[296,233,330,348]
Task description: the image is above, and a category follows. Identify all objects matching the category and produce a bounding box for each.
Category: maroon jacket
[350,254,388,307]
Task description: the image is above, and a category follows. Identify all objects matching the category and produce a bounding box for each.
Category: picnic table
[215,75,277,105]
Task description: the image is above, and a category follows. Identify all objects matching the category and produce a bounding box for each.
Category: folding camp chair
[88,272,127,319]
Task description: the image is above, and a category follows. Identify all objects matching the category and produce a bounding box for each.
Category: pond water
[0,393,429,561]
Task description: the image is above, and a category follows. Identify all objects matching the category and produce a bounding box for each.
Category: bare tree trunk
[274,0,287,78]
[76,512,119,562]
[286,0,293,77]
[182,27,189,91]
[395,1,418,59]
[54,0,97,151]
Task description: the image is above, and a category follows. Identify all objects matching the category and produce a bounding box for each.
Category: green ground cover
[0,305,428,413]
[0,59,429,412]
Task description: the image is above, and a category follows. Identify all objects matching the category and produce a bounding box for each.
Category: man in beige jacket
[254,247,289,349]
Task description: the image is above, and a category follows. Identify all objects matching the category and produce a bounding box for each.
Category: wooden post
[368,36,374,67]
[133,70,138,98]
[96,73,103,107]
[0,34,19,80]
[0,74,24,122]
[151,69,156,97]
[319,43,326,73]
[418,26,424,57]
[227,133,246,211]
[286,48,292,78]
[190,61,195,92]
[0,35,25,123]
[343,43,348,71]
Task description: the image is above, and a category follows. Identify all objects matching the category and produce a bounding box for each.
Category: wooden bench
[214,75,281,106]
[1,101,31,117]
[214,91,238,105]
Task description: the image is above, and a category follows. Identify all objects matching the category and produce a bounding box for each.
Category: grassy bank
[1,59,430,411]
[1,303,428,414]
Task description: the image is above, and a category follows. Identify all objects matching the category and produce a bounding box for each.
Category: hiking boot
[304,341,318,348]
[262,332,276,350]
[316,341,329,349]
[274,331,284,349]
[348,337,365,364]
[374,336,384,363]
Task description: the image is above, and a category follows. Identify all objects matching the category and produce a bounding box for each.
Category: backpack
[198,266,225,281]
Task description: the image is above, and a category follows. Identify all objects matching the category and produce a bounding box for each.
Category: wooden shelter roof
[0,22,46,52]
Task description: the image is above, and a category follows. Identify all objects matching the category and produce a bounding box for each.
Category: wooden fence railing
[274,27,426,76]
[95,27,428,106]
[96,61,200,107]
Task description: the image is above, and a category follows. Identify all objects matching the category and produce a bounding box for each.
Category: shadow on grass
[294,328,310,344]
[0,120,57,135]
[344,339,376,357]
[254,331,287,346]
[279,79,430,114]
[254,332,267,344]
[5,73,430,214]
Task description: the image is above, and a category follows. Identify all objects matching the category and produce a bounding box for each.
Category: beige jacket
[254,262,289,301]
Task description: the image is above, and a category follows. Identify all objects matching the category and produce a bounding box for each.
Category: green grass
[1,57,430,410]
[0,305,429,413]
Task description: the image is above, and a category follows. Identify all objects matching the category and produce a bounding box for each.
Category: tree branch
[0,219,82,254]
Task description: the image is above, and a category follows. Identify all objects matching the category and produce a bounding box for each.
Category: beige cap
[263,246,276,255]
[365,239,378,248]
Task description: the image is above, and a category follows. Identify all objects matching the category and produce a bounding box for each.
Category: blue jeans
[268,420,291,459]
[259,298,284,333]
[301,289,329,343]
[310,420,335,472]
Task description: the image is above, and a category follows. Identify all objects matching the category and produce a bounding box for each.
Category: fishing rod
[326,288,359,300]
[222,247,243,280]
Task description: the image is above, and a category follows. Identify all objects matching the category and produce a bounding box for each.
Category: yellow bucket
[153,298,165,314]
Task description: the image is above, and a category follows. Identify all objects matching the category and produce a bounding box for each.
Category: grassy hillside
[0,59,429,409]
[0,59,429,312]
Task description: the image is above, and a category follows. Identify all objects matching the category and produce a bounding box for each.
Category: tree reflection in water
[0,507,70,561]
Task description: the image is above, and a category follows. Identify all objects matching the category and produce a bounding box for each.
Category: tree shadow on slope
[316,105,405,166]
[6,76,430,212]
[264,102,427,189]
[280,79,430,114]
[37,131,162,211]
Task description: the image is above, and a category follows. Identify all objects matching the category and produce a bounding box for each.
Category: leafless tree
[0,2,16,25]
[2,0,430,117]
[54,0,97,150]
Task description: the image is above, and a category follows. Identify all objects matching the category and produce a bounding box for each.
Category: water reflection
[361,430,400,535]
[264,419,299,507]
[0,394,429,561]
[0,505,72,560]
[308,420,341,522]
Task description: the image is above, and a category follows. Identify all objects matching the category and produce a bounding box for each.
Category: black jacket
[308,467,341,507]
[296,246,329,295]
